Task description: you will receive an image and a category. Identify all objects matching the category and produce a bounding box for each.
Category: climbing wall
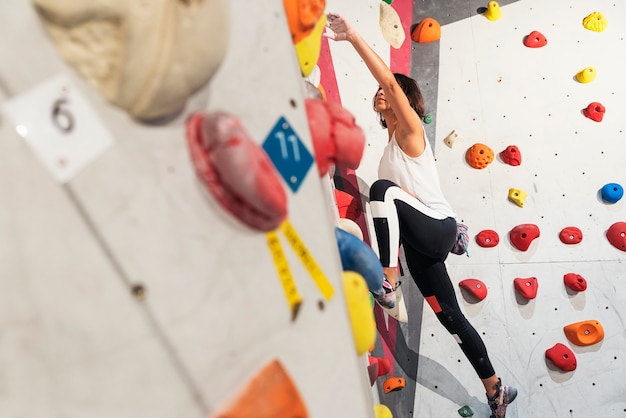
[0,1,375,417]
[325,0,626,417]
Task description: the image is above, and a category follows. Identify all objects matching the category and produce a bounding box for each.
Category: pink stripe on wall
[390,0,412,74]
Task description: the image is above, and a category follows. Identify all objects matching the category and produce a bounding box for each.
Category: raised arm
[326,13,425,157]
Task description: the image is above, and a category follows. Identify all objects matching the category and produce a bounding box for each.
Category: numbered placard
[3,74,114,183]
[262,116,313,193]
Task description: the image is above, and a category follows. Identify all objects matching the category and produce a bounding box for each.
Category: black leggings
[370,179,495,379]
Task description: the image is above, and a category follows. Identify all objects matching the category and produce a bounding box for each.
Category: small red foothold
[500,145,522,166]
[564,273,587,292]
[559,226,583,245]
[509,224,540,251]
[583,102,605,122]
[459,278,488,301]
[523,30,547,48]
[606,222,626,252]
[476,230,500,248]
[545,343,577,372]
[514,277,538,300]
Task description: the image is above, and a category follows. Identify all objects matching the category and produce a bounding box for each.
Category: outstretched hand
[325,13,356,42]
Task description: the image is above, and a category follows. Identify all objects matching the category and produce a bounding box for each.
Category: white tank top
[378,130,456,219]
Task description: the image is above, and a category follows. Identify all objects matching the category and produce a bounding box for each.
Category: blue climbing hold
[335,228,384,294]
[601,183,623,203]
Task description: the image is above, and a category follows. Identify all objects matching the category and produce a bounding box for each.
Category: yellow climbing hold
[342,271,376,355]
[484,1,502,21]
[576,66,596,83]
[374,404,394,418]
[508,188,527,208]
[295,14,327,78]
[583,11,608,32]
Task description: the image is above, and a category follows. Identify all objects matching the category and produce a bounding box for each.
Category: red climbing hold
[509,224,540,251]
[559,226,583,245]
[606,222,626,252]
[514,277,538,300]
[459,278,488,301]
[564,273,587,292]
[523,30,547,48]
[545,343,577,372]
[476,230,500,248]
[500,145,522,166]
[185,112,287,232]
[583,102,605,122]
[306,99,365,176]
[367,356,391,385]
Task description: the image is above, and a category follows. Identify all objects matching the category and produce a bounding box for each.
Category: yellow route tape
[280,220,335,300]
[266,231,303,321]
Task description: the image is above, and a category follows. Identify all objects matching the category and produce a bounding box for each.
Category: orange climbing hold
[411,18,441,43]
[210,359,308,418]
[459,278,488,301]
[283,0,326,44]
[466,143,494,169]
[514,277,538,300]
[564,320,604,346]
[383,377,406,394]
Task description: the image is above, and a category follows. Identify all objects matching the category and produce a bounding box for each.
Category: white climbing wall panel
[325,0,626,417]
[0,0,374,417]
[434,1,626,416]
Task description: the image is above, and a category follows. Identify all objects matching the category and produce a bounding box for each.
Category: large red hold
[459,278,488,301]
[514,277,538,300]
[306,99,365,176]
[564,273,587,292]
[559,226,583,245]
[545,343,577,372]
[186,112,288,232]
[607,222,626,252]
[476,230,500,248]
[509,224,540,251]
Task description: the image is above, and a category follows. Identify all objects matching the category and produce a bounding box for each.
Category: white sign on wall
[3,74,114,183]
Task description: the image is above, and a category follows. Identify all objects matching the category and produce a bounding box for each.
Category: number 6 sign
[3,74,114,183]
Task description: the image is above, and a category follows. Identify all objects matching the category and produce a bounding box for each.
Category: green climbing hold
[382,0,393,4]
[423,113,433,124]
[458,405,474,417]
